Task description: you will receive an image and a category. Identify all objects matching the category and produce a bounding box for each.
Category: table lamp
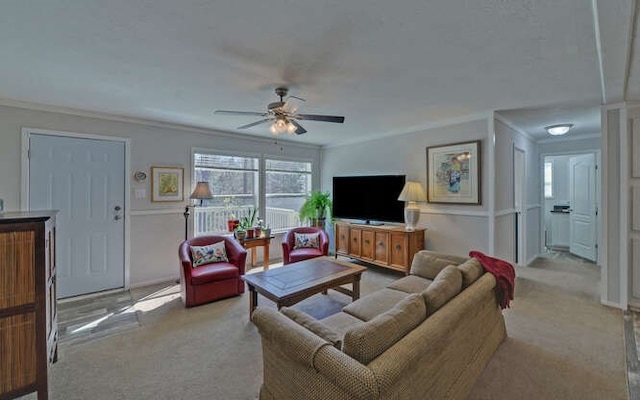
[397,181,426,231]
[184,182,214,240]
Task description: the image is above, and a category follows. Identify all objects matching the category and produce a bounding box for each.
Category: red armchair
[179,235,247,307]
[281,227,330,265]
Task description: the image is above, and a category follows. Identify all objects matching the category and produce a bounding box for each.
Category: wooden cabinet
[0,211,57,400]
[334,222,424,274]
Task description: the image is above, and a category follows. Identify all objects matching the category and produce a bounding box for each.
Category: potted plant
[224,197,240,232]
[239,207,257,239]
[254,218,264,238]
[299,191,332,229]
[234,227,246,241]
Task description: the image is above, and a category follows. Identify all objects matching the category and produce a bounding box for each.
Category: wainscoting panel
[632,237,640,299]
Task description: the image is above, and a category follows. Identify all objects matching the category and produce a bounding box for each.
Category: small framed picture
[151,166,184,202]
[426,140,481,204]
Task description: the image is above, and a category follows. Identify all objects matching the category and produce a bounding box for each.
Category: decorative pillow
[293,232,320,249]
[409,250,469,280]
[281,307,343,349]
[190,241,229,267]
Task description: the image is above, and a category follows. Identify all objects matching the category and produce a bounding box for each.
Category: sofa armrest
[253,307,379,400]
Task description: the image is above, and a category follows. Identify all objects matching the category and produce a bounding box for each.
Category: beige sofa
[252,251,507,400]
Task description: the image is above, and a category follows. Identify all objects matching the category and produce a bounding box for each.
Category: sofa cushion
[409,250,469,280]
[281,307,342,349]
[422,265,463,316]
[387,275,432,294]
[342,294,426,364]
[456,258,485,288]
[320,312,366,339]
[342,288,410,321]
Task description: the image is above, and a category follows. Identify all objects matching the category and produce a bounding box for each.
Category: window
[193,152,312,235]
[544,161,553,199]
[193,153,259,235]
[265,159,311,231]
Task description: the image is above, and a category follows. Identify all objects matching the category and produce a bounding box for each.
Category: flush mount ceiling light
[545,124,573,136]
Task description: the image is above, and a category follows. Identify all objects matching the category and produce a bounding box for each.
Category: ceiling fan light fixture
[545,124,573,136]
[270,118,290,135]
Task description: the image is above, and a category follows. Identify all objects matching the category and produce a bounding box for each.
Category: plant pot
[246,229,254,239]
[312,218,326,230]
[227,219,240,232]
[254,227,262,237]
[263,228,271,238]
[234,230,246,241]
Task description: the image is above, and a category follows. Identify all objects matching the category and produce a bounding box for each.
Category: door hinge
[27,149,30,159]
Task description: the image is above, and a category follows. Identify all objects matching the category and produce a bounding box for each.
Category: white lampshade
[397,181,426,202]
[398,181,425,231]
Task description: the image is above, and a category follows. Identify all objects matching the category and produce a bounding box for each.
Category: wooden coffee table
[242,257,367,318]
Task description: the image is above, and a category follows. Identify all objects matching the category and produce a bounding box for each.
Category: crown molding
[537,132,601,144]
[322,111,493,149]
[0,97,321,149]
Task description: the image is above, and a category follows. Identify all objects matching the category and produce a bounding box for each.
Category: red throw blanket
[469,251,515,309]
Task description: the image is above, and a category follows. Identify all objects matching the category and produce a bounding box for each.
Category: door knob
[114,206,122,211]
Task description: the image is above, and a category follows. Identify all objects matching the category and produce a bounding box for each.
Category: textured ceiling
[0,0,637,145]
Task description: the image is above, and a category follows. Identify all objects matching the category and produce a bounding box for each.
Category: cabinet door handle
[395,245,402,250]
[364,239,370,244]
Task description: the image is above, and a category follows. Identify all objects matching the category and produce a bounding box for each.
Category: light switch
[135,188,146,199]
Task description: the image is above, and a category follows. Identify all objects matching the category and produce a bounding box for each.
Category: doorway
[23,129,129,298]
[542,152,599,262]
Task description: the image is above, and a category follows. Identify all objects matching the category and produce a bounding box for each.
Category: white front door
[29,134,126,298]
[569,153,597,261]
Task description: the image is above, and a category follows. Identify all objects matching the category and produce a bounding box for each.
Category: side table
[232,235,274,269]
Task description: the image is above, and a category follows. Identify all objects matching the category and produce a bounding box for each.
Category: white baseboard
[600,299,624,310]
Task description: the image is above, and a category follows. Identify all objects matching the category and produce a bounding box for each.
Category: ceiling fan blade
[215,110,267,116]
[296,114,345,123]
[289,119,307,135]
[237,119,272,129]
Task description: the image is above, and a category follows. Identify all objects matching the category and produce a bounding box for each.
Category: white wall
[493,119,539,265]
[0,105,321,287]
[321,118,491,258]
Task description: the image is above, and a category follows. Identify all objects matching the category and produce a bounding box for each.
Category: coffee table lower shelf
[242,257,367,318]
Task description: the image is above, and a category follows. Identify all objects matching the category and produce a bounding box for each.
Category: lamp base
[404,207,420,231]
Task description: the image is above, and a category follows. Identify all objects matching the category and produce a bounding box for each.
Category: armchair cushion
[190,263,238,285]
[293,232,320,249]
[190,241,229,267]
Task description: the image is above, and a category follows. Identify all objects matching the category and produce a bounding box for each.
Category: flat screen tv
[332,175,406,224]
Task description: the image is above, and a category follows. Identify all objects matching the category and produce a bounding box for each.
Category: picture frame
[426,140,481,204]
[151,166,184,202]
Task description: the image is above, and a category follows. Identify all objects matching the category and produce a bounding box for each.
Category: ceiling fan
[214,87,345,135]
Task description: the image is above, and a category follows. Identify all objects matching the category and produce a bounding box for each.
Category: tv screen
[332,175,406,224]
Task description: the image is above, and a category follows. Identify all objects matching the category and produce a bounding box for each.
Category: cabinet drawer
[349,229,362,257]
[361,231,374,260]
[0,313,37,393]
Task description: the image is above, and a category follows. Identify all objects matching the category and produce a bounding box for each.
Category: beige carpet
[22,257,627,399]
[469,257,627,400]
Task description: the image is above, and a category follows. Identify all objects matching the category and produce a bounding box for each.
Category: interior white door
[29,134,125,298]
[569,153,596,261]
